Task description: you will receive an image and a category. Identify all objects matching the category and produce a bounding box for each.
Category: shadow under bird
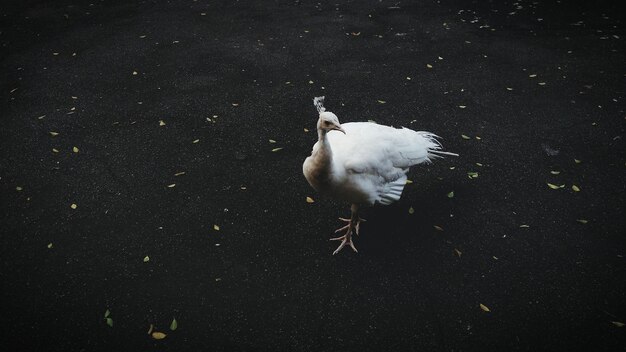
[303,96,458,255]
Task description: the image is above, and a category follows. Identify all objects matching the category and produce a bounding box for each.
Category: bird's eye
[324,121,331,126]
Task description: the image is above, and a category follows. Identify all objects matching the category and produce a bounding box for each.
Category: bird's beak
[334,125,346,134]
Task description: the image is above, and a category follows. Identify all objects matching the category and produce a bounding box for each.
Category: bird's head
[317,111,346,134]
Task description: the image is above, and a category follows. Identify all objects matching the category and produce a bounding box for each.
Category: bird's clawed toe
[330,234,358,255]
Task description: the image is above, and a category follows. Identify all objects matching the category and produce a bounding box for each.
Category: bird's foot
[335,217,366,235]
[330,217,365,255]
[330,231,357,255]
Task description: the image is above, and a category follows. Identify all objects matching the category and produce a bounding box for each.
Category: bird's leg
[330,204,364,255]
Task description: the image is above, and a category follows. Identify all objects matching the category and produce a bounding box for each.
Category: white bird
[303,96,458,255]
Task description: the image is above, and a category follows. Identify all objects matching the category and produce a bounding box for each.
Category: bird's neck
[316,128,332,156]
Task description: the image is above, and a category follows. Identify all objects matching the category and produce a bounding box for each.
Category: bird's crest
[313,96,326,113]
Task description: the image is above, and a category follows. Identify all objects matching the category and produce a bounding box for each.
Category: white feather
[317,121,451,206]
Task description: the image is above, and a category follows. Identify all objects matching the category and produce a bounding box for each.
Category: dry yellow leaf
[405,179,413,184]
[306,197,314,203]
[572,185,580,192]
[433,225,444,231]
[147,324,154,334]
[174,172,186,176]
[547,183,562,190]
[454,248,462,257]
[72,146,79,153]
[192,139,200,143]
[520,224,530,228]
[408,206,414,214]
[576,219,588,224]
[167,184,176,188]
[269,139,276,143]
[70,203,77,209]
[303,128,309,132]
[159,120,166,126]
[52,148,59,153]
[49,131,59,136]
[151,332,167,340]
[480,303,491,312]
[459,105,467,109]
[16,186,23,191]
[574,159,582,164]
[213,224,220,231]
[271,147,283,152]
[611,321,625,327]
[377,100,386,104]
[550,170,560,175]
[461,134,471,140]
[426,64,433,68]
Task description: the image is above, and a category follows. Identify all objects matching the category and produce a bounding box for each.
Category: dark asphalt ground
[1,0,625,350]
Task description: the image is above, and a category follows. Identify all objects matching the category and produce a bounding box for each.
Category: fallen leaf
[433,225,444,231]
[174,172,186,176]
[72,146,79,153]
[306,197,315,203]
[151,332,167,340]
[611,321,625,328]
[106,317,113,327]
[459,105,467,109]
[271,147,283,152]
[213,224,220,231]
[159,120,166,126]
[520,224,530,228]
[576,219,588,224]
[52,148,59,153]
[574,159,582,164]
[47,242,53,248]
[529,74,537,78]
[49,131,59,136]
[480,303,491,312]
[550,170,560,175]
[426,64,433,68]
[447,191,454,198]
[104,309,110,318]
[170,318,178,331]
[70,203,77,209]
[454,248,462,257]
[269,139,276,143]
[506,87,514,91]
[143,255,150,262]
[377,100,386,104]
[167,184,176,188]
[408,206,415,214]
[16,186,23,191]
[148,324,154,334]
[467,172,479,179]
[192,139,200,143]
[405,179,413,184]
[132,71,138,75]
[461,134,471,140]
[547,183,563,190]
[232,103,239,106]
[303,128,309,132]
[475,162,483,167]
[475,136,481,140]
[571,185,580,192]
[538,82,546,86]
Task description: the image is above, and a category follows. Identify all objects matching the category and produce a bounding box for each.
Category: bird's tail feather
[417,132,459,160]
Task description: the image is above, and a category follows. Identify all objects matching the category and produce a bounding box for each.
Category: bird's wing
[327,122,443,204]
